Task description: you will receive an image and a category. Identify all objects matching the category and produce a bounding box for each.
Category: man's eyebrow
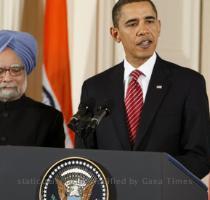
[125,18,139,25]
[125,16,156,24]
[144,16,156,20]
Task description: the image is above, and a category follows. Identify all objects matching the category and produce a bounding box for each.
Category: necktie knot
[130,70,142,81]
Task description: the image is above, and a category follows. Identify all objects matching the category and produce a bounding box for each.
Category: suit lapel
[133,56,171,150]
[107,63,131,150]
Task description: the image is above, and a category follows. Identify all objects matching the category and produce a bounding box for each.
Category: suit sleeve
[175,75,210,178]
[45,111,65,148]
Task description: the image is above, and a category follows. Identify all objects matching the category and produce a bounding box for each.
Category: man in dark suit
[75,0,210,178]
[0,30,65,147]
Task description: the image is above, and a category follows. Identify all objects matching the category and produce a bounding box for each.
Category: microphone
[86,100,112,134]
[68,98,95,133]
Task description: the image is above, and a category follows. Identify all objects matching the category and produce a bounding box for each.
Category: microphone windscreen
[79,98,96,113]
[100,99,114,114]
[85,98,96,112]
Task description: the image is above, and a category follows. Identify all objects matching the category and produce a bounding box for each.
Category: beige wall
[154,0,201,71]
[201,0,210,97]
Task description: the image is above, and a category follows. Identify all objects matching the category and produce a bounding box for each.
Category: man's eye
[11,68,21,73]
[146,20,155,24]
[127,23,137,27]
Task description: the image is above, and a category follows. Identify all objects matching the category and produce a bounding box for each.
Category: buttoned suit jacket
[0,95,65,147]
[75,55,210,178]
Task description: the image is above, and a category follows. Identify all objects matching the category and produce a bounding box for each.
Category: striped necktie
[125,70,144,145]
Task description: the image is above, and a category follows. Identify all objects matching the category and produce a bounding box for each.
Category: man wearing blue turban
[0,30,65,147]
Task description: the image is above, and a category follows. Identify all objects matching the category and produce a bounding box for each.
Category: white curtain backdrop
[68,0,124,111]
[0,0,24,30]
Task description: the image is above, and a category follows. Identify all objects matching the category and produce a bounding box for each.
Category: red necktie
[125,70,143,145]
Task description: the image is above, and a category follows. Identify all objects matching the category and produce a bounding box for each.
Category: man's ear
[157,20,161,36]
[110,27,121,43]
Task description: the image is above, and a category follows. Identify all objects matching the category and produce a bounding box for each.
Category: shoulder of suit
[158,57,205,81]
[23,96,62,115]
[84,62,123,83]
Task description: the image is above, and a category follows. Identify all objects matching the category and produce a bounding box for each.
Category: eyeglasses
[0,64,25,78]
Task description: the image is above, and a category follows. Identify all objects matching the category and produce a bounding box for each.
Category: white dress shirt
[124,52,157,102]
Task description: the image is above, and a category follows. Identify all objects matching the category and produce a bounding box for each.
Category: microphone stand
[75,116,91,148]
[69,114,95,148]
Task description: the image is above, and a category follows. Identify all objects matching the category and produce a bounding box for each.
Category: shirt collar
[124,52,157,80]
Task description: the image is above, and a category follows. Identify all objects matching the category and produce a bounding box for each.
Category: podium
[0,146,207,200]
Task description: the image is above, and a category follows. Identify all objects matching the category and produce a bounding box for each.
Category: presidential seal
[39,157,109,200]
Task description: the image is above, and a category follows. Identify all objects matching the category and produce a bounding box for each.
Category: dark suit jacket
[76,56,210,178]
[0,95,65,147]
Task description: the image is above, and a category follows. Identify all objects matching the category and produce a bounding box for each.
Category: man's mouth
[137,40,152,49]
[0,86,16,90]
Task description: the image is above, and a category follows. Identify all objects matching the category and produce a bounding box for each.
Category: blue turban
[0,30,37,74]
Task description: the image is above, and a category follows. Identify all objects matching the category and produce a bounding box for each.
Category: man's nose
[136,22,149,36]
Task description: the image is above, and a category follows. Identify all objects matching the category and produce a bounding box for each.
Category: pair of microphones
[68,98,112,138]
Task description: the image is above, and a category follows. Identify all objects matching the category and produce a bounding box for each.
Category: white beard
[0,87,19,101]
[0,78,27,102]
